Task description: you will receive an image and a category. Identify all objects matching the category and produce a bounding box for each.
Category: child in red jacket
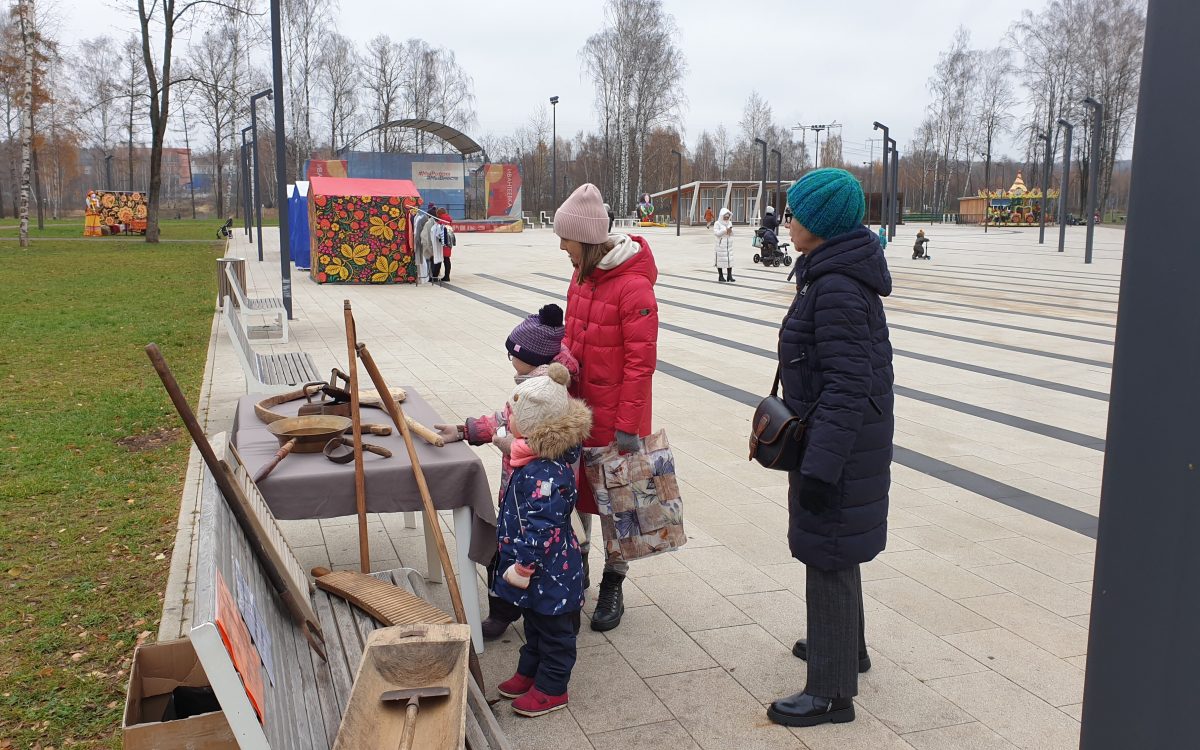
[434,304,579,639]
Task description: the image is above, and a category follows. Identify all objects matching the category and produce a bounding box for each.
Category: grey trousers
[805,564,867,699]
[578,513,630,576]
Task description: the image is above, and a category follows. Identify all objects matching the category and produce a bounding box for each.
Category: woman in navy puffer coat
[767,169,894,730]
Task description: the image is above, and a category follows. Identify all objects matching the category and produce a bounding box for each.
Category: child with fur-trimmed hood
[434,304,580,640]
[492,362,592,717]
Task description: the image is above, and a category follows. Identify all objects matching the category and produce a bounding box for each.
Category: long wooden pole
[356,342,484,688]
[145,343,326,659]
[343,301,370,573]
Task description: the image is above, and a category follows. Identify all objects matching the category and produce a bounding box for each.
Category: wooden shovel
[356,341,485,689]
[344,301,371,574]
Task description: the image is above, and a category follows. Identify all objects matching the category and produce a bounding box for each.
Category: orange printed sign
[214,570,266,723]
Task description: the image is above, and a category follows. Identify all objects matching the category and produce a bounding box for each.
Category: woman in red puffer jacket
[553,183,659,633]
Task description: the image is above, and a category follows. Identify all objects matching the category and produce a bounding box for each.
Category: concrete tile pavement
[161,221,1125,748]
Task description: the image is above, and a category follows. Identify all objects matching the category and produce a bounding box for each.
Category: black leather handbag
[748,365,810,471]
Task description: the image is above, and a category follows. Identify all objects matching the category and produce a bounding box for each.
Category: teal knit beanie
[786,168,866,239]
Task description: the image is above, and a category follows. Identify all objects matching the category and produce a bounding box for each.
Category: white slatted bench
[222,301,321,395]
[190,445,510,750]
[225,265,289,343]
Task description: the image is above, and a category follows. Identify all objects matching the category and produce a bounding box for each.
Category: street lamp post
[241,126,254,238]
[550,96,559,216]
[1056,118,1073,254]
[861,161,871,227]
[269,0,292,319]
[671,149,682,236]
[1083,96,1103,264]
[771,148,782,224]
[887,137,898,239]
[873,122,890,238]
[753,137,767,223]
[1036,130,1050,244]
[250,88,273,262]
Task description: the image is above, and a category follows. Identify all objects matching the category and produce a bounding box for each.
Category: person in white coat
[712,207,735,283]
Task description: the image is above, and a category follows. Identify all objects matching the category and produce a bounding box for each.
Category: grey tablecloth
[232,388,496,565]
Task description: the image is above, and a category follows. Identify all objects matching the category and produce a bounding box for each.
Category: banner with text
[412,162,464,192]
[483,163,523,218]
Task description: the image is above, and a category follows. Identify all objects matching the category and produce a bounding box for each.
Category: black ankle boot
[717,270,726,283]
[590,571,625,631]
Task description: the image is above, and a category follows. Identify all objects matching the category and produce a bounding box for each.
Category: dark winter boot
[717,269,727,283]
[727,270,736,283]
[590,571,625,631]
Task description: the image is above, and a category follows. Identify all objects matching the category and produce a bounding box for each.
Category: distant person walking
[712,207,735,283]
[704,207,715,228]
[767,169,894,729]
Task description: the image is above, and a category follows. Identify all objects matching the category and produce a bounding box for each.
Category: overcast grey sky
[61,0,1048,159]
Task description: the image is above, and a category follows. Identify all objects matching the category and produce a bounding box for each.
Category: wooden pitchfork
[344,301,371,574]
[355,339,485,689]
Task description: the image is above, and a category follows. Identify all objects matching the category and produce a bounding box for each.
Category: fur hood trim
[526,398,592,460]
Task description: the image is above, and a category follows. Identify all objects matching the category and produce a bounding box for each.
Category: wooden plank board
[312,589,356,718]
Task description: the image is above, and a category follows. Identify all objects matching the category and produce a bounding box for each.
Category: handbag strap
[770,364,782,397]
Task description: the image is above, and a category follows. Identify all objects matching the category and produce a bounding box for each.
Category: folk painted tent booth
[307,176,421,284]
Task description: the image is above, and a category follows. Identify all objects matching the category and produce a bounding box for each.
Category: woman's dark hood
[801,226,892,297]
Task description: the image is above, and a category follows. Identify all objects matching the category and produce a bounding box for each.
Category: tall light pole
[1056,118,1073,254]
[753,137,767,223]
[1083,96,1103,264]
[1080,3,1200,747]
[771,148,782,224]
[250,88,273,262]
[873,122,890,238]
[1036,130,1050,244]
[861,161,871,226]
[270,0,292,318]
[671,149,682,236]
[887,137,898,239]
[550,96,559,214]
[241,126,253,238]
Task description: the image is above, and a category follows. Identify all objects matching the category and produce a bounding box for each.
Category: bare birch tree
[581,0,685,214]
[317,33,359,151]
[282,0,334,171]
[16,0,33,247]
[364,35,403,151]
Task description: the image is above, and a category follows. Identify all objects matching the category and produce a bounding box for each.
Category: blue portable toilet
[289,181,311,269]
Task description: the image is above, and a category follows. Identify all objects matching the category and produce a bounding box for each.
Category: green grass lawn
[0,218,234,241]
[0,237,223,747]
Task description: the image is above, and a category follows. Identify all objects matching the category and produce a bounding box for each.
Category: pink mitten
[502,563,535,590]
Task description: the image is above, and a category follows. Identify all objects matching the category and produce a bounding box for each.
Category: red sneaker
[512,687,569,717]
[496,673,535,699]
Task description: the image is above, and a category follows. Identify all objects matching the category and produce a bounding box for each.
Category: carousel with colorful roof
[957,171,1059,226]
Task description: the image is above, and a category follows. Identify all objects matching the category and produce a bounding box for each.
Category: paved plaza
[162,220,1125,749]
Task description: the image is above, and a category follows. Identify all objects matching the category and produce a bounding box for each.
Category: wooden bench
[189,440,510,749]
[222,301,321,394]
[225,265,289,343]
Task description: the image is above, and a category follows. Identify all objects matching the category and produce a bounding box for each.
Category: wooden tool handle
[356,342,485,690]
[398,701,419,750]
[405,415,444,447]
[253,438,297,483]
[145,344,326,656]
[344,302,370,574]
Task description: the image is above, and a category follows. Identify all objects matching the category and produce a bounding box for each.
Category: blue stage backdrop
[346,152,469,219]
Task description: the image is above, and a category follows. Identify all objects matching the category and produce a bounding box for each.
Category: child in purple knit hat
[434,303,581,638]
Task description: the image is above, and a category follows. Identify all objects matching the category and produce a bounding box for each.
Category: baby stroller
[752,227,792,267]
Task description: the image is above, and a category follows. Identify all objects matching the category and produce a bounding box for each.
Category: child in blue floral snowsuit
[492,362,592,717]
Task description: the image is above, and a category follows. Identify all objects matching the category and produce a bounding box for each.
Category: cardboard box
[123,637,239,750]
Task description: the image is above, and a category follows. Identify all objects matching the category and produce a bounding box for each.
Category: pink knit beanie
[553,183,610,244]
